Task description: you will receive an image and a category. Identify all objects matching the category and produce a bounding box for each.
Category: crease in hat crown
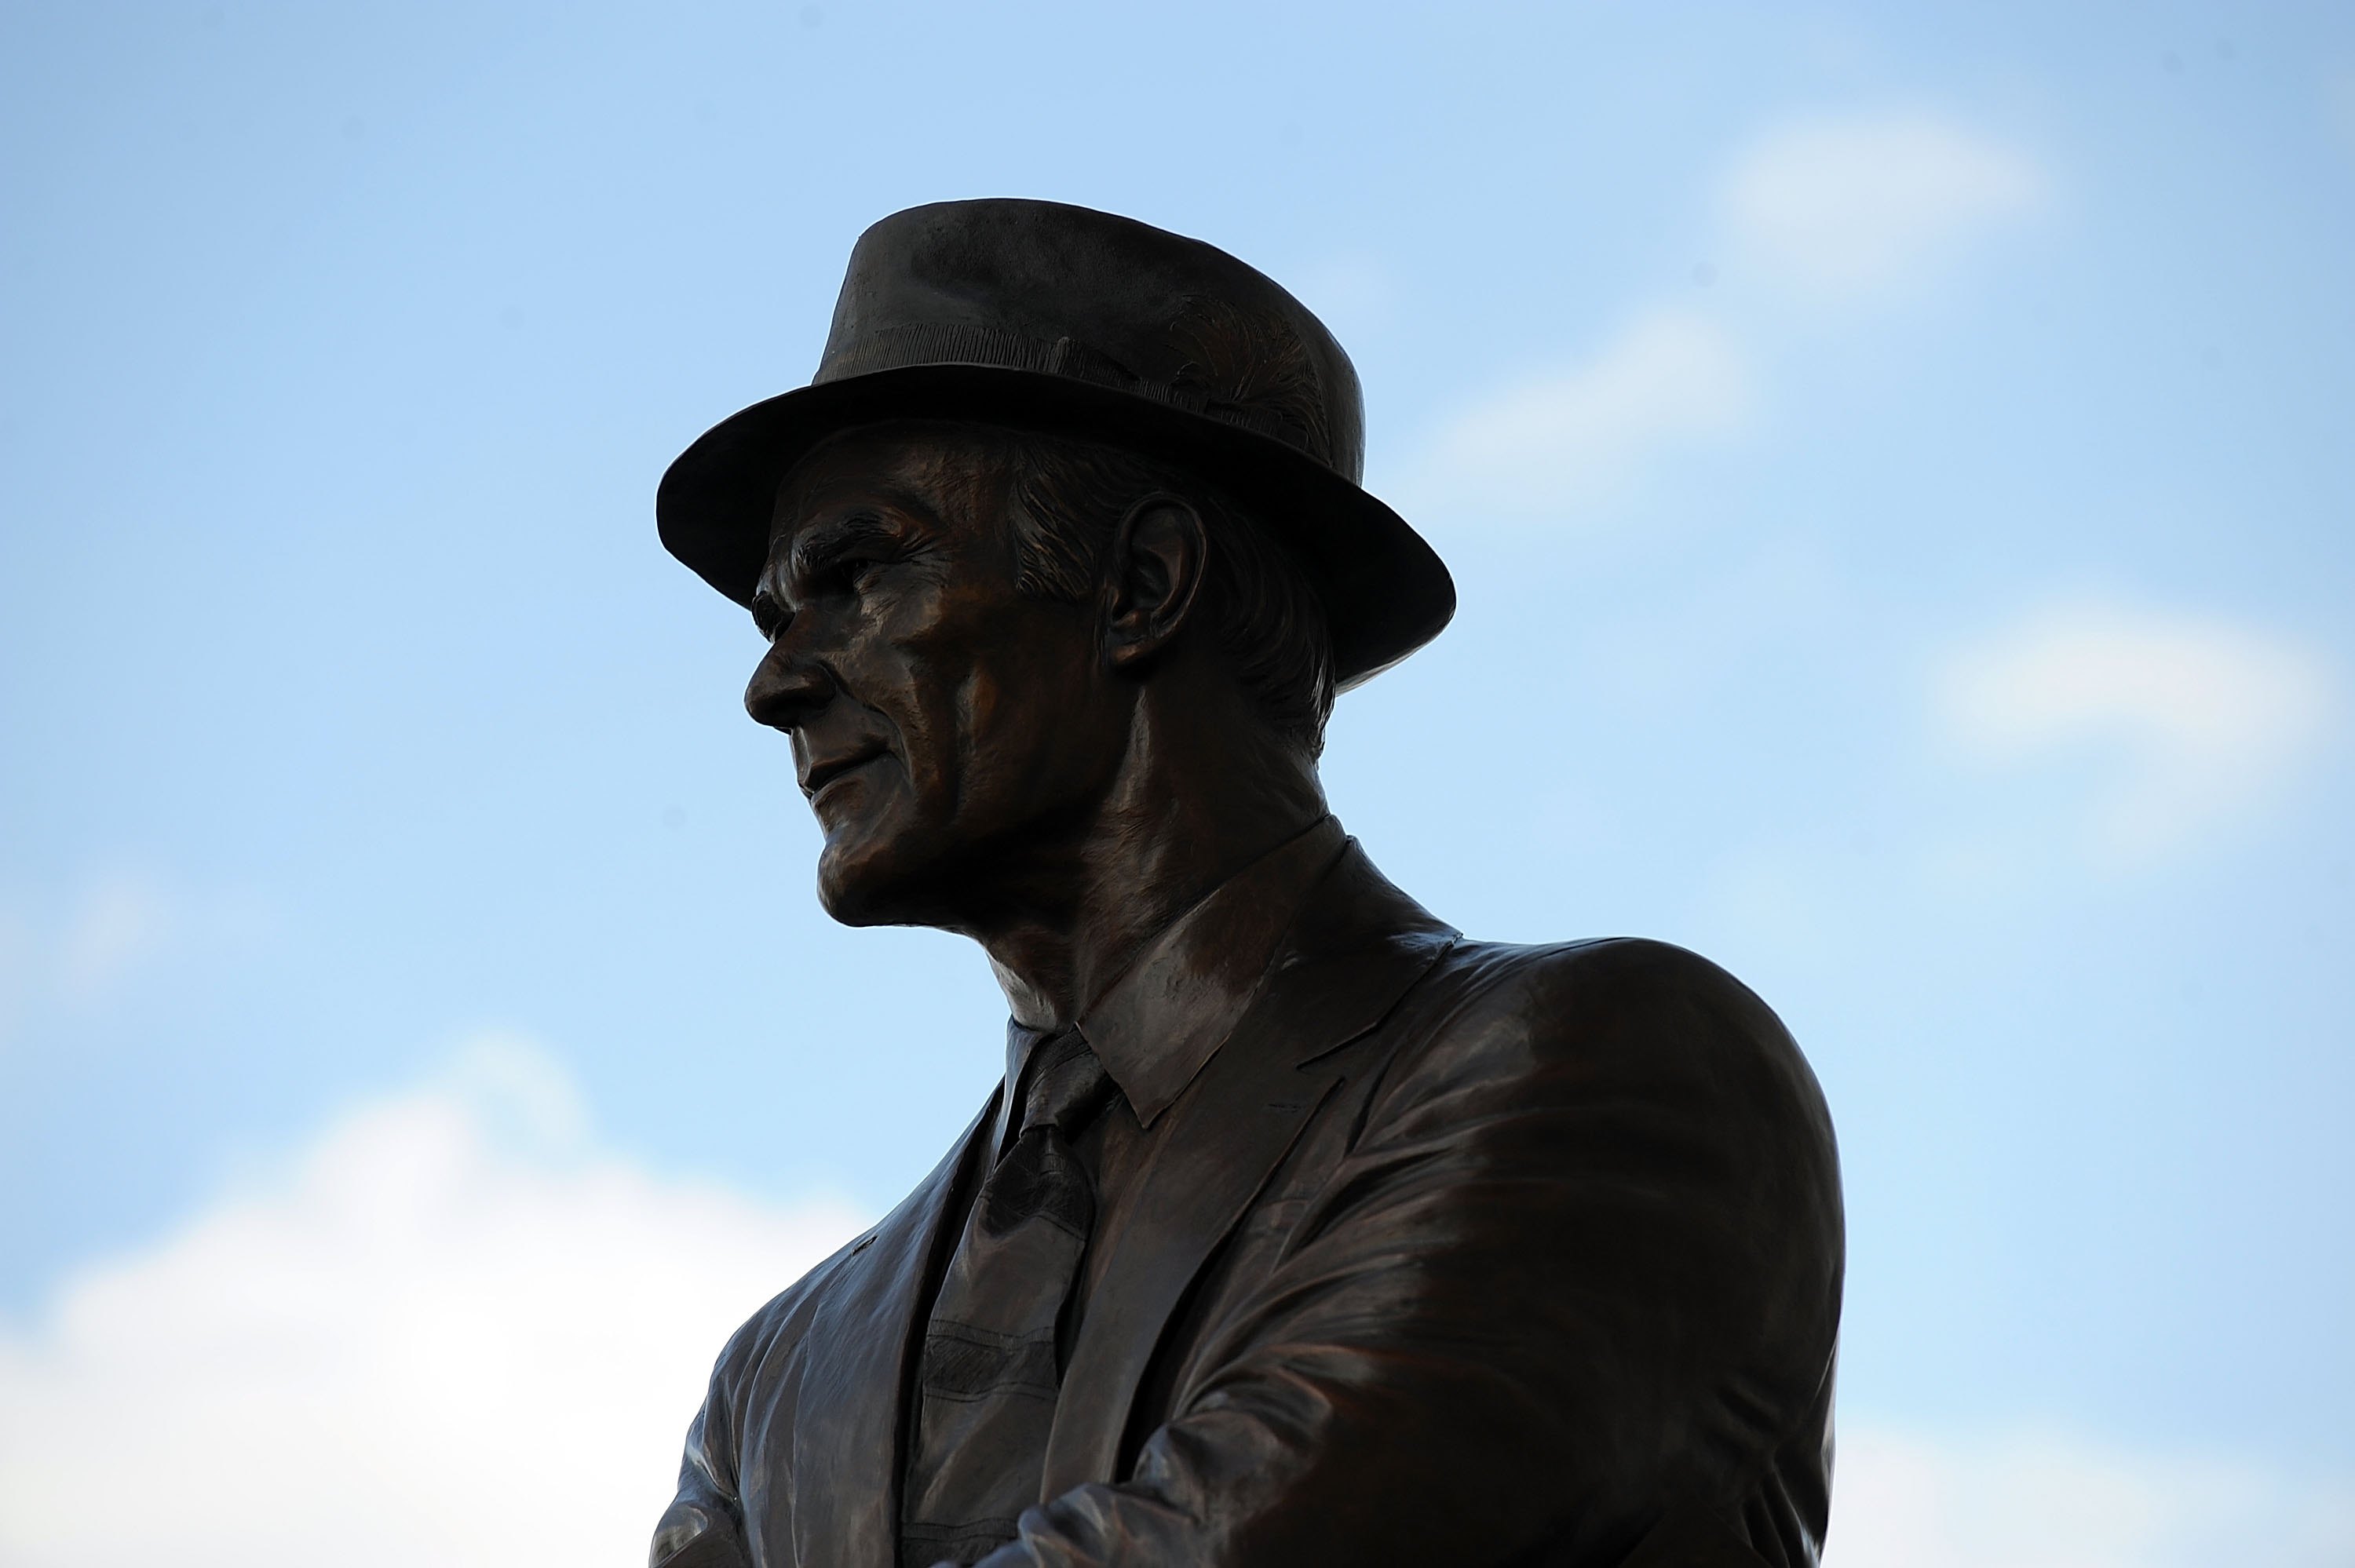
[658,198,1453,689]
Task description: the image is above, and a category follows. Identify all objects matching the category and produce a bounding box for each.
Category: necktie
[901,1030,1117,1568]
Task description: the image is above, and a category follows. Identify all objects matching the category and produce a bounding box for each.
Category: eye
[833,553,890,594]
[750,592,787,640]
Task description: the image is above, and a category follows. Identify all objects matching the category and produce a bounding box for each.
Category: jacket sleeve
[648,1303,777,1568]
[648,1412,751,1568]
[973,939,1844,1568]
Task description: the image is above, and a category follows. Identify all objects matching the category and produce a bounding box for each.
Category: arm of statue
[648,1328,758,1568]
[649,1496,750,1568]
[972,939,1843,1568]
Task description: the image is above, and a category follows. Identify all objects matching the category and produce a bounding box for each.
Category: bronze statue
[649,200,1842,1568]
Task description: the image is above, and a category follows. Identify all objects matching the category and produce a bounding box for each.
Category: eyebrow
[787,512,899,582]
[757,509,915,616]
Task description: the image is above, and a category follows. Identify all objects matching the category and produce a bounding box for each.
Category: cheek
[948,663,1026,796]
[835,596,984,808]
[859,574,1105,814]
[953,635,1114,810]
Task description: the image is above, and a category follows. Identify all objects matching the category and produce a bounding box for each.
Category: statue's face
[744,424,1126,928]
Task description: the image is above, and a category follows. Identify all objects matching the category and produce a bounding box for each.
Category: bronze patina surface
[650,199,1842,1568]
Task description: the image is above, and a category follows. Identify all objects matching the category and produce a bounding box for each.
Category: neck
[977,691,1327,1031]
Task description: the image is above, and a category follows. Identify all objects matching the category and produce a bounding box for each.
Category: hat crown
[815,200,1367,483]
[658,199,1452,688]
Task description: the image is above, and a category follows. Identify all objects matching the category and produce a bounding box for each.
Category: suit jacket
[652,837,1844,1568]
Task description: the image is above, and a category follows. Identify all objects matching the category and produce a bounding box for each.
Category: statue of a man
[649,200,1842,1568]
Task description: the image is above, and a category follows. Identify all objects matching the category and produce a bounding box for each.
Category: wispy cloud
[1717,109,2048,296]
[2331,66,2355,162]
[0,867,272,1045]
[1831,1421,2355,1567]
[1933,597,2332,865]
[1409,309,1754,520]
[0,1037,869,1568]
[55,870,182,1002]
[1402,107,2045,525]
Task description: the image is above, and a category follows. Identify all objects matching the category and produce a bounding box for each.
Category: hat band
[814,320,1334,467]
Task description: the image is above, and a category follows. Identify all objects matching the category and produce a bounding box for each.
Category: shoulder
[1418,935,1798,1065]
[667,1242,840,1505]
[1377,935,1838,1180]
[1546,937,1801,1063]
[699,1227,864,1414]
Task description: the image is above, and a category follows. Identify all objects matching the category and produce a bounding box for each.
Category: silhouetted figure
[649,201,1842,1568]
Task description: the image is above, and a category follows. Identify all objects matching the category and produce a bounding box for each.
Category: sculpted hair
[988,431,1338,757]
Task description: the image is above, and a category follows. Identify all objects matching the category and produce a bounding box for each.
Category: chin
[815,826,949,928]
[811,796,1039,932]
[814,844,892,928]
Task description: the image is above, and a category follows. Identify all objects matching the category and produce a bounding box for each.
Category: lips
[800,744,887,801]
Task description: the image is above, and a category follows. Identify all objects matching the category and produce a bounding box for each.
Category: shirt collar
[999,815,1346,1131]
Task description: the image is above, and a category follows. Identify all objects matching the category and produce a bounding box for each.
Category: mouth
[800,743,888,804]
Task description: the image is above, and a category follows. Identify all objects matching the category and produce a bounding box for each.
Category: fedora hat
[657,199,1453,689]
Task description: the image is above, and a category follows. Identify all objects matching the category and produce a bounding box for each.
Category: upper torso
[657,828,1842,1568]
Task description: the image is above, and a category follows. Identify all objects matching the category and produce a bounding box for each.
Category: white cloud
[1934,597,2332,864]
[1831,1421,2355,1567]
[8,1038,2351,1568]
[0,1035,869,1568]
[1411,308,1754,518]
[1718,110,2047,294]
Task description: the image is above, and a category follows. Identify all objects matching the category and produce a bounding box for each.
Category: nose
[744,638,834,733]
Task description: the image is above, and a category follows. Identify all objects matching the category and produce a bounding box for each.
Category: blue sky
[3,2,2351,1562]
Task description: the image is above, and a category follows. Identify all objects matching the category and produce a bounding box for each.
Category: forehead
[767,423,1001,546]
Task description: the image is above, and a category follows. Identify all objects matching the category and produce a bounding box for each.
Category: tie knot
[1019,1030,1115,1136]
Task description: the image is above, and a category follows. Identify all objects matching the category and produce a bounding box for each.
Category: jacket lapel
[790,1092,998,1568]
[1040,844,1455,1497]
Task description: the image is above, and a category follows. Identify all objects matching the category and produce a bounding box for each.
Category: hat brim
[656,364,1453,691]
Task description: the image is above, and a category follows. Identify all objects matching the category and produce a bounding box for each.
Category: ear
[1103,494,1207,672]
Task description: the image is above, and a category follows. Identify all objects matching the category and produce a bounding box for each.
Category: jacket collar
[997,815,1349,1143]
[1077,814,1348,1125]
